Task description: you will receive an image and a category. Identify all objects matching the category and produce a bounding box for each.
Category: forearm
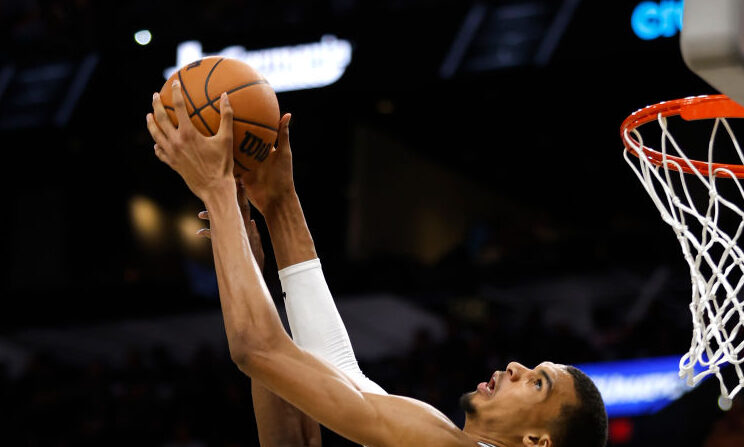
[264,192,317,270]
[266,193,387,395]
[279,259,388,395]
[251,380,322,447]
[204,180,289,360]
[208,188,323,447]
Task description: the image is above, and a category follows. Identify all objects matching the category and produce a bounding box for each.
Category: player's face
[461,362,577,443]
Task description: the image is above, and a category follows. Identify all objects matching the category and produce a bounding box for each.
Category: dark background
[1,0,703,326]
[2,0,742,446]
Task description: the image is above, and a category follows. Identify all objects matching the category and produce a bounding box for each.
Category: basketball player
[145,81,608,447]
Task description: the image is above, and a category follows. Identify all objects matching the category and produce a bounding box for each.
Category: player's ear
[522,433,551,447]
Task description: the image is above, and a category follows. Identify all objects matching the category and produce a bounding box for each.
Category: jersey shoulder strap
[477,443,497,447]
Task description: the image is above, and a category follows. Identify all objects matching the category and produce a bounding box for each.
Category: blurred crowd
[1,278,741,447]
[0,345,257,446]
[1,173,737,445]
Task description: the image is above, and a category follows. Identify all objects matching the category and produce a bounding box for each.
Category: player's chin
[459,391,478,415]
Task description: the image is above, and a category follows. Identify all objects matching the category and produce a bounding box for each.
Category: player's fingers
[236,178,251,217]
[146,113,170,149]
[249,220,263,253]
[217,93,234,139]
[171,80,192,129]
[275,113,291,154]
[248,219,261,249]
[152,93,176,137]
[197,210,209,221]
[196,228,211,239]
[249,220,265,270]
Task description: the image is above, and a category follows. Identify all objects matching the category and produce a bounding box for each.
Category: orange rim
[621,95,744,178]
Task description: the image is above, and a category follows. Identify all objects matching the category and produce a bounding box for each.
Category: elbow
[228,331,282,375]
[229,347,252,374]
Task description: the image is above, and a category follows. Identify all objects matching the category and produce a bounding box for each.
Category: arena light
[134,30,152,46]
[163,35,352,93]
[176,212,204,252]
[577,355,707,417]
[631,0,684,40]
[129,196,164,243]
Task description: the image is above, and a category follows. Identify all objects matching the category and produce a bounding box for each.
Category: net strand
[623,114,744,401]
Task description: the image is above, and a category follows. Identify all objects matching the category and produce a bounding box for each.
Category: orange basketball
[159,56,280,175]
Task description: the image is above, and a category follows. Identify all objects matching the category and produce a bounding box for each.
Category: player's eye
[535,378,542,390]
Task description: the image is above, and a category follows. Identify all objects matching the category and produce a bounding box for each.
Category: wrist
[262,191,317,269]
[263,189,301,224]
[202,177,238,210]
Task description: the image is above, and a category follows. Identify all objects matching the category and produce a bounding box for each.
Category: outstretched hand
[197,179,265,272]
[240,113,296,215]
[145,81,235,201]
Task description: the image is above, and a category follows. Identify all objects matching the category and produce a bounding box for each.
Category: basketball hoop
[621,94,744,402]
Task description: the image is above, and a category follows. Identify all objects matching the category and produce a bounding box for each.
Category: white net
[623,113,744,402]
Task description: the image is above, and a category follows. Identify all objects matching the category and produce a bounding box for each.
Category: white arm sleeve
[278,258,388,395]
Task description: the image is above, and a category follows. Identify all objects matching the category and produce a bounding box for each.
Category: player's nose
[506,361,529,381]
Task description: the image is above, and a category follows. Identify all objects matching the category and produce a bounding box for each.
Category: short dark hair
[551,366,608,447]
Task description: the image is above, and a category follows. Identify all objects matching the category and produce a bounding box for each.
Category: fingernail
[173,80,180,88]
[153,92,158,101]
[222,93,229,106]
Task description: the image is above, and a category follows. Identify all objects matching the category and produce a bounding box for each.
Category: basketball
[159,56,280,175]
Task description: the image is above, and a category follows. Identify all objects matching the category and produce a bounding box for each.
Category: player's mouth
[477,372,499,397]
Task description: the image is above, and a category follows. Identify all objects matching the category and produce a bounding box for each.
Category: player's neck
[462,423,510,447]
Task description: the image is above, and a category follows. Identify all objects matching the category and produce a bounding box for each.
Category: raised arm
[145,82,470,447]
[239,117,387,395]
[245,217,321,447]
[200,113,387,396]
[199,189,322,447]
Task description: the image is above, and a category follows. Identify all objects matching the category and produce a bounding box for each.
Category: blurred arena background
[2,0,742,445]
